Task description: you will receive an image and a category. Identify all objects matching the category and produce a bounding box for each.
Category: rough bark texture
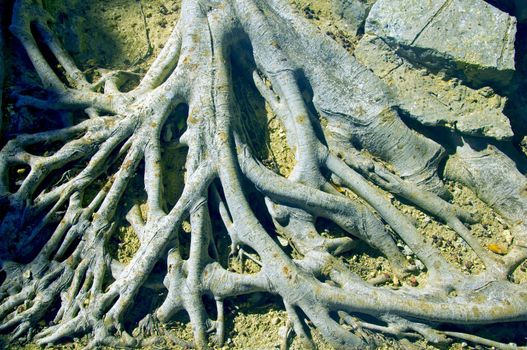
[0,0,526,349]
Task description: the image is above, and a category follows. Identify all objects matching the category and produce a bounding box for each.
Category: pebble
[392,275,400,286]
[159,4,169,15]
[157,18,168,28]
[503,229,512,244]
[415,259,425,271]
[478,86,494,98]
[408,276,418,287]
[488,243,507,255]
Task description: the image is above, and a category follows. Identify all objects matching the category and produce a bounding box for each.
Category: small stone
[392,275,400,286]
[277,235,289,247]
[159,5,169,15]
[488,243,508,255]
[331,0,369,35]
[408,276,418,287]
[182,220,192,233]
[415,259,425,271]
[271,317,280,325]
[478,87,495,98]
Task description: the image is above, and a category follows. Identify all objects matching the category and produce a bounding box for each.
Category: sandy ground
[2,0,526,349]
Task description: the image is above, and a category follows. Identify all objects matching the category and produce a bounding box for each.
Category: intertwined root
[1,0,527,349]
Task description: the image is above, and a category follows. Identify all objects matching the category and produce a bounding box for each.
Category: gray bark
[0,0,526,349]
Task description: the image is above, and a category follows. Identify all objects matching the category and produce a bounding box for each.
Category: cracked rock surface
[354,33,513,140]
[366,0,517,88]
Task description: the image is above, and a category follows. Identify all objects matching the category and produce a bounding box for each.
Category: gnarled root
[1,0,527,349]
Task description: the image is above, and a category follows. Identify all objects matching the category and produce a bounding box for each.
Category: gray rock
[330,0,370,34]
[354,34,513,140]
[365,0,517,89]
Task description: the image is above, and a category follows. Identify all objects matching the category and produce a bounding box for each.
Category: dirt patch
[290,0,357,51]
[2,0,526,349]
[262,105,297,178]
[109,225,140,264]
[42,0,181,70]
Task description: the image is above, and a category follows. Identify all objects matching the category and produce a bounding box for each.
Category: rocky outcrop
[365,0,517,89]
[354,34,513,140]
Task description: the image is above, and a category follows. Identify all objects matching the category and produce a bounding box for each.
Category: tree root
[1,0,526,349]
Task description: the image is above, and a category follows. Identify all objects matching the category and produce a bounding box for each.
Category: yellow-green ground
[3,0,526,349]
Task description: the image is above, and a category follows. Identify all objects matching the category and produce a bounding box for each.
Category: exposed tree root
[1,0,526,349]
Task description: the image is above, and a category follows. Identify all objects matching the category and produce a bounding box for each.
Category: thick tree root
[1,0,526,349]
